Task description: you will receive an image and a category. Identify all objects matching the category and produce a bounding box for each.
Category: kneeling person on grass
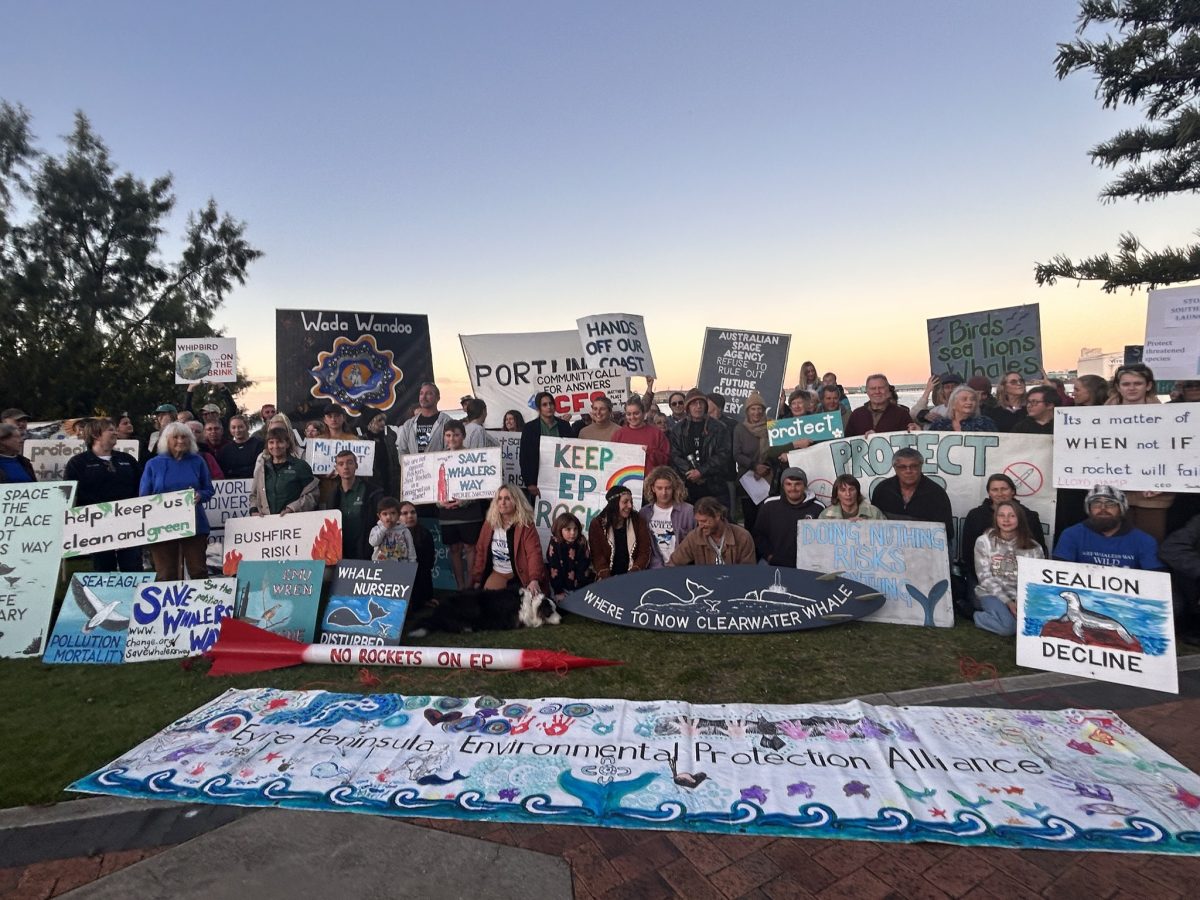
[753,467,824,566]
[669,496,756,566]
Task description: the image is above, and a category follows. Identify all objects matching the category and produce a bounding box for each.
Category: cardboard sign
[303,437,376,476]
[400,447,501,503]
[1143,285,1200,379]
[43,571,156,664]
[533,436,645,548]
[1054,402,1200,492]
[233,560,325,643]
[460,330,628,427]
[926,303,1042,381]
[559,566,882,633]
[787,431,1056,550]
[62,490,196,559]
[205,478,253,530]
[123,578,237,661]
[696,328,791,418]
[497,433,525,490]
[1017,558,1177,693]
[767,411,845,448]
[175,337,237,383]
[221,510,343,575]
[796,520,955,627]
[318,560,416,646]
[0,481,76,658]
[577,313,655,377]
[25,439,140,481]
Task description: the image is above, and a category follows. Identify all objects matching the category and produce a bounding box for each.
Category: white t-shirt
[491,529,512,574]
[650,505,676,560]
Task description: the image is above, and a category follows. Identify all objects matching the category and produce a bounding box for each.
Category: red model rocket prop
[207,618,621,677]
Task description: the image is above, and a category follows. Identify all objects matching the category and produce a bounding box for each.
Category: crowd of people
[2,362,1198,640]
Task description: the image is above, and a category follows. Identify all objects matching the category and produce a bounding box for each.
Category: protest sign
[787,431,1055,550]
[303,437,376,476]
[926,303,1042,381]
[1143,285,1200,379]
[460,330,628,427]
[44,571,156,664]
[400,447,501,503]
[1017,558,1177,693]
[767,411,844,448]
[559,566,882,633]
[533,436,645,548]
[175,337,237,383]
[0,481,76,658]
[797,519,955,627]
[696,328,791,418]
[1053,402,1200,492]
[234,560,325,643]
[123,578,237,661]
[318,560,416,646]
[497,432,525,490]
[76,688,1200,855]
[276,309,433,424]
[576,313,655,377]
[221,510,343,575]
[62,490,196,559]
[25,439,140,481]
[205,478,252,530]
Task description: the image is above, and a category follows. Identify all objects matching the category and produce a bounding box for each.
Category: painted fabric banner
[696,329,791,419]
[577,313,656,377]
[1143,285,1200,380]
[400,448,501,504]
[767,412,844,448]
[534,436,645,548]
[205,479,252,530]
[25,439,140,481]
[74,689,1200,855]
[497,433,525,490]
[175,337,237,383]
[276,310,434,424]
[1017,558,1177,694]
[222,510,343,575]
[44,571,156,664]
[460,330,628,428]
[796,520,955,627]
[319,561,416,646]
[303,438,376,477]
[1053,403,1200,492]
[926,304,1042,381]
[123,578,237,661]
[234,560,326,643]
[787,431,1055,550]
[62,490,196,559]
[0,481,76,658]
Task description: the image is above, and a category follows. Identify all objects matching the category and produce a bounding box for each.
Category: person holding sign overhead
[139,422,213,580]
[471,485,547,594]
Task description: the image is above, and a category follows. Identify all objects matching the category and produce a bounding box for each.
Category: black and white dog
[407,586,561,637]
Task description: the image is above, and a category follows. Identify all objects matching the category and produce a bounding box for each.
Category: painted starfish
[929,808,946,818]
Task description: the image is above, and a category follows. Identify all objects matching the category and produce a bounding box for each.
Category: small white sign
[401,448,502,504]
[577,313,656,377]
[175,337,237,383]
[303,438,376,476]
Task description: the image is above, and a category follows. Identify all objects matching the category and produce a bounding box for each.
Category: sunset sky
[4,1,1193,407]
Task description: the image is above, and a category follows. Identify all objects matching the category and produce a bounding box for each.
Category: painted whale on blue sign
[559,566,884,634]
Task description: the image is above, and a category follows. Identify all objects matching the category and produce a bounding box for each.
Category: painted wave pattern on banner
[71,690,1200,854]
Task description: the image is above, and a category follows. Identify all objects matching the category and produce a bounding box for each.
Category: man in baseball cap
[1053,485,1162,570]
[753,467,825,566]
[1,408,30,443]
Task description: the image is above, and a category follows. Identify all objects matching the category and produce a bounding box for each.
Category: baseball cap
[154,403,178,414]
[1,408,30,421]
[201,403,221,414]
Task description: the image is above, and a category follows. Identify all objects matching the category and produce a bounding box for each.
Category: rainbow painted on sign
[606,465,645,492]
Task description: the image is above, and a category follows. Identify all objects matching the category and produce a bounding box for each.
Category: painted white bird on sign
[70,581,131,633]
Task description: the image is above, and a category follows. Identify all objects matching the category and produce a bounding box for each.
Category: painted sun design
[310,334,401,411]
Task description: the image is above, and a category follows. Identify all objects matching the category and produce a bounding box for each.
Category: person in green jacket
[250,426,319,516]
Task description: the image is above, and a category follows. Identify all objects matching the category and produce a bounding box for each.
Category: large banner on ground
[460,330,628,428]
[1017,558,1177,694]
[796,520,954,627]
[222,510,343,575]
[123,578,237,662]
[1143,285,1200,380]
[303,437,376,477]
[1054,402,1200,492]
[926,303,1042,381]
[696,328,791,418]
[534,437,645,548]
[205,479,252,530]
[234,560,325,643]
[276,310,433,424]
[787,432,1055,550]
[577,313,656,377]
[401,448,501,504]
[44,571,156,664]
[25,439,140,481]
[62,490,196,559]
[74,689,1200,856]
[175,337,237,384]
[0,481,76,658]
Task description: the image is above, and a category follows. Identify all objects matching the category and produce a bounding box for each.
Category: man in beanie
[753,468,824,566]
[1053,485,1162,570]
[588,484,652,579]
[669,388,731,504]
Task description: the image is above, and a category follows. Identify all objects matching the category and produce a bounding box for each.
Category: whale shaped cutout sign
[558,566,884,634]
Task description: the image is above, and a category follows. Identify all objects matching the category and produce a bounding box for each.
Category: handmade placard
[175,337,237,383]
[44,571,157,664]
[318,560,416,646]
[233,560,326,643]
[767,411,844,448]
[1053,403,1200,492]
[205,478,253,530]
[1143,285,1200,380]
[400,447,501,504]
[497,433,525,490]
[123,578,237,662]
[577,312,656,377]
[534,436,645,549]
[222,510,343,575]
[1017,557,1177,693]
[303,438,376,477]
[62,490,196,558]
[926,303,1042,381]
[559,566,882,633]
[24,439,140,481]
[796,519,955,627]
[0,481,76,658]
[696,328,791,419]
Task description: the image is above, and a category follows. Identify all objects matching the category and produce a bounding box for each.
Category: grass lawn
[10,613,1193,810]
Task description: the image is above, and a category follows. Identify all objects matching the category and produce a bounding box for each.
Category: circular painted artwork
[309,335,401,411]
[176,352,213,381]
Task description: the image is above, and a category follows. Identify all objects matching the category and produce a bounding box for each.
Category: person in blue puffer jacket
[139,421,214,580]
